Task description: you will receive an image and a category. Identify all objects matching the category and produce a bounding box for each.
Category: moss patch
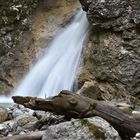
[90,102,97,109]
[81,119,105,139]
[130,97,140,109]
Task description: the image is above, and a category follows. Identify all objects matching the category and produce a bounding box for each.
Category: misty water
[0,10,89,102]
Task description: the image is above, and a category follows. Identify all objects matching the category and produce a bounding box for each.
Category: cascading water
[0,10,89,102]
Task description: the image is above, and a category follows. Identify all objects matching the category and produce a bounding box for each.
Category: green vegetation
[81,119,105,140]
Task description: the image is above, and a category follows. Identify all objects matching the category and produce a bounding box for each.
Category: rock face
[79,0,140,100]
[0,0,38,95]
[0,0,80,95]
[42,116,121,140]
[0,0,37,50]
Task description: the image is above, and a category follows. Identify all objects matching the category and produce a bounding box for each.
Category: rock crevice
[79,0,140,100]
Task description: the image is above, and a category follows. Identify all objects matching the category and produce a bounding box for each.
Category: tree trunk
[12,91,140,138]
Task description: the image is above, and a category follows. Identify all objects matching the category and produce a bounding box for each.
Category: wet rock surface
[0,0,38,95]
[79,0,140,101]
[0,0,80,95]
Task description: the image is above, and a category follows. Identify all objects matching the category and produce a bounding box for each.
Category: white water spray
[0,10,89,102]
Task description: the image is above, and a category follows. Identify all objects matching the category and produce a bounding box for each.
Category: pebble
[132,111,140,120]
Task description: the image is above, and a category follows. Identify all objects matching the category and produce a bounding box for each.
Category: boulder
[0,107,8,123]
[79,81,103,100]
[42,116,121,140]
[12,114,38,133]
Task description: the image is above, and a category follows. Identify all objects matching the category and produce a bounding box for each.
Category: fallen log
[0,131,44,140]
[12,91,140,138]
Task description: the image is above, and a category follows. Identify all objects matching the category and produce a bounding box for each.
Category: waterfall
[0,10,89,102]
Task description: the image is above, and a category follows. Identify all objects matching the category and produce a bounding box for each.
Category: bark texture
[12,91,140,138]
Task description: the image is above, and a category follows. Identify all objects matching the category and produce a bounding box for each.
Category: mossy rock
[81,119,105,140]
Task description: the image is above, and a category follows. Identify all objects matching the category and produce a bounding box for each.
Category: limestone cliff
[0,0,80,95]
[79,0,140,101]
[0,0,38,95]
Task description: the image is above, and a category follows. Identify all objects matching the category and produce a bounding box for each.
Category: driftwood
[12,91,140,138]
[0,131,44,140]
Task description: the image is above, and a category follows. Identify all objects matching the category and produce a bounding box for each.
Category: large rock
[12,114,38,133]
[0,107,8,123]
[79,0,140,101]
[79,81,103,100]
[42,116,121,140]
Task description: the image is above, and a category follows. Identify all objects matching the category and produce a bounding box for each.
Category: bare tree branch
[0,131,44,140]
[12,91,140,138]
